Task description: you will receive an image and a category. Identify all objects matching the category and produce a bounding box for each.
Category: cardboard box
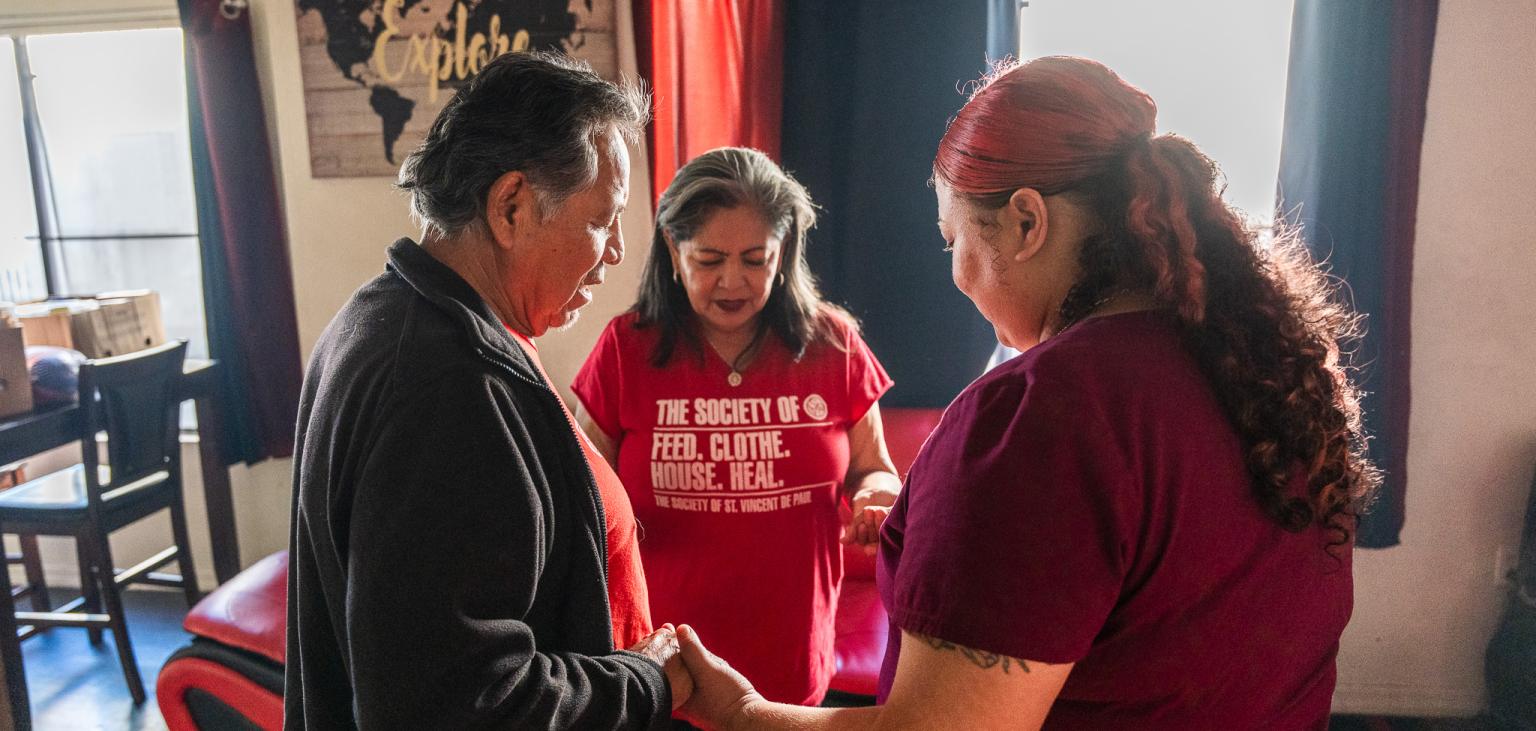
[14,291,166,358]
[0,326,33,419]
[16,306,74,350]
[73,299,136,358]
[93,290,166,355]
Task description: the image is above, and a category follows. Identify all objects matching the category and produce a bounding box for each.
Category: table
[0,358,238,727]
[0,359,239,585]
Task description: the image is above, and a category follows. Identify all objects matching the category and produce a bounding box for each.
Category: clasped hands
[841,484,898,556]
[628,624,763,729]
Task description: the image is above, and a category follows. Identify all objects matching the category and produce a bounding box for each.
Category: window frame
[8,29,201,299]
[3,16,214,428]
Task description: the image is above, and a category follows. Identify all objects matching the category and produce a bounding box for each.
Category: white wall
[1332,0,1536,716]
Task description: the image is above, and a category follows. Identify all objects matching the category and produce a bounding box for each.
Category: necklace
[1056,287,1131,335]
[708,328,765,388]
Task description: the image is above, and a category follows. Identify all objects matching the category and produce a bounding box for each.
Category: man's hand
[628,624,693,710]
[840,486,897,556]
[676,624,762,730]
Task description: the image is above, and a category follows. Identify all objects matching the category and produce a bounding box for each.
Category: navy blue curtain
[1277,0,1438,548]
[781,1,1009,408]
[180,0,304,464]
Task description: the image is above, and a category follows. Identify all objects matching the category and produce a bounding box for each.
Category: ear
[484,171,533,250]
[663,230,683,276]
[1004,187,1049,263]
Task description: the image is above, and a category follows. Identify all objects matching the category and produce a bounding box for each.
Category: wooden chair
[2,463,51,614]
[0,340,201,705]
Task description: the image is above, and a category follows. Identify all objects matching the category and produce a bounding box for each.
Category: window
[2,26,208,359]
[1018,0,1296,227]
[988,1,1297,369]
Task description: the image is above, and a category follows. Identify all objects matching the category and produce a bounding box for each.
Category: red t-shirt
[507,330,653,649]
[878,311,1351,729]
[572,311,893,705]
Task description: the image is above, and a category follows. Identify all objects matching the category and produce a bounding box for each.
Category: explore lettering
[371,0,529,102]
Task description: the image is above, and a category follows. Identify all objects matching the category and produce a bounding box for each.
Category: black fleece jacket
[284,239,670,729]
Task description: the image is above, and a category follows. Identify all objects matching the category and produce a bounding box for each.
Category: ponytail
[1110,135,1376,541]
[935,56,1379,544]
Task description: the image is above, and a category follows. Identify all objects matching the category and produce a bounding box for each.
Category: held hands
[841,486,897,557]
[675,624,763,730]
[627,624,693,710]
[632,623,760,726]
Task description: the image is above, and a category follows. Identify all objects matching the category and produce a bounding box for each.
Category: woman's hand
[841,485,897,556]
[676,624,763,730]
[842,404,903,556]
[628,624,694,710]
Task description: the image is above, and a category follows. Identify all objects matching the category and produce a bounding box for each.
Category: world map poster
[294,0,617,178]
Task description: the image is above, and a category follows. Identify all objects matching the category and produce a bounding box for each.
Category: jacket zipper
[475,349,611,591]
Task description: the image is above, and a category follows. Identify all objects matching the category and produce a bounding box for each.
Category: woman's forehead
[681,207,783,252]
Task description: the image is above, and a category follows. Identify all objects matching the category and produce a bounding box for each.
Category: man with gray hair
[285,52,688,728]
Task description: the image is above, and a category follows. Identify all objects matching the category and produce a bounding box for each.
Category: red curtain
[641,0,784,201]
[180,0,304,463]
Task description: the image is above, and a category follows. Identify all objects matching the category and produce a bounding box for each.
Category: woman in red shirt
[572,147,902,706]
[673,57,1378,730]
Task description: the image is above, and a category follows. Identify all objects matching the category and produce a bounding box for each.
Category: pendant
[727,371,743,387]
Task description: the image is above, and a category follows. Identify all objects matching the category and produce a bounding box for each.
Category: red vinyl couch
[828,407,943,699]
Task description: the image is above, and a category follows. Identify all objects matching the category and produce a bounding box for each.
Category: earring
[776,271,786,286]
[673,269,681,285]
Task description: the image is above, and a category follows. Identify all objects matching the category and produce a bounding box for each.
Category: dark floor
[18,586,192,731]
[1330,717,1502,730]
[9,591,1507,730]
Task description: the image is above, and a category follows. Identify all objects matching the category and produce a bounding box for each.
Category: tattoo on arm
[915,633,1031,675]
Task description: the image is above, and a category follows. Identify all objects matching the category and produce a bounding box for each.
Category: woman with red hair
[672,56,1377,730]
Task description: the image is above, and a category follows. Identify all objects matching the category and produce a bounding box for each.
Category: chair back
[76,340,188,496]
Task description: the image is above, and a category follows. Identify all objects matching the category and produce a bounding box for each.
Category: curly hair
[934,56,1379,545]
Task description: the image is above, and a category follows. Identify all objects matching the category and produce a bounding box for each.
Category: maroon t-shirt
[877,311,1352,729]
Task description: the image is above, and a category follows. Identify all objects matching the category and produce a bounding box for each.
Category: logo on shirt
[646,395,837,515]
[803,393,828,421]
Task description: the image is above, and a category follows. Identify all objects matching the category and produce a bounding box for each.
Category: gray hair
[634,147,851,367]
[396,51,649,237]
